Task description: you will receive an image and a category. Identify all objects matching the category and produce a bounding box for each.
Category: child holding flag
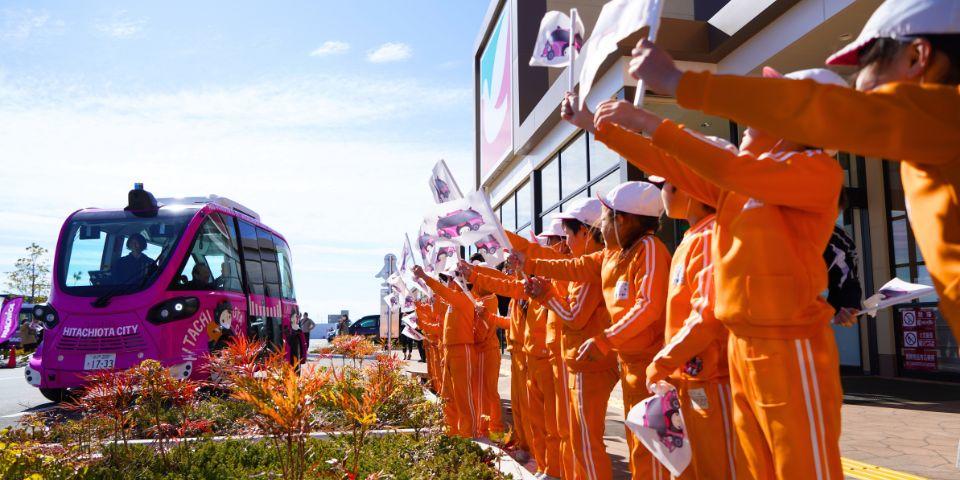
[512,182,671,480]
[628,0,960,342]
[521,199,621,480]
[647,179,737,479]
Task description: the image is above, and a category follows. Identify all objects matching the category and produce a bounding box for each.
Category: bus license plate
[83,354,116,370]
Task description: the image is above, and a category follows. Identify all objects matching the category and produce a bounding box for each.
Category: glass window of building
[589,171,621,198]
[885,161,956,374]
[561,134,588,199]
[540,157,560,211]
[589,133,620,179]
[516,181,532,230]
[500,194,516,232]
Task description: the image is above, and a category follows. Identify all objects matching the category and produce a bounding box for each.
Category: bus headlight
[147,297,199,324]
[33,305,59,330]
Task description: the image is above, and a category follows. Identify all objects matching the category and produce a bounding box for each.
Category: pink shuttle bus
[25,185,304,402]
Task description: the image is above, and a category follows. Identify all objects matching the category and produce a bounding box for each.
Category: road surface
[0,366,53,428]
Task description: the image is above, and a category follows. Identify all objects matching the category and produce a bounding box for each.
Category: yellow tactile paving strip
[842,457,929,480]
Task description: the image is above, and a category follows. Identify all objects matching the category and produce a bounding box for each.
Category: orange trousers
[476,346,504,436]
[620,357,671,480]
[728,327,843,479]
[569,366,618,480]
[426,344,440,391]
[527,354,562,477]
[445,344,479,438]
[551,353,576,480]
[673,378,739,480]
[510,349,532,451]
[439,352,457,433]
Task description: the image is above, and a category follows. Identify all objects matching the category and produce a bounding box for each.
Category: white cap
[826,0,960,66]
[598,181,664,217]
[555,198,603,225]
[538,217,567,238]
[762,66,849,87]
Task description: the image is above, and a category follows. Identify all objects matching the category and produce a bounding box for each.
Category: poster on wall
[900,306,938,372]
[478,6,513,182]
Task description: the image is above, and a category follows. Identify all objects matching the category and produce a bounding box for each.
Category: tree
[6,243,51,303]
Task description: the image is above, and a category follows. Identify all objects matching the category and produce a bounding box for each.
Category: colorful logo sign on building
[479,8,513,181]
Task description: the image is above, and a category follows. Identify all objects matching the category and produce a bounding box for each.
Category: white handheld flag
[428,190,512,255]
[429,159,464,203]
[625,389,692,477]
[860,278,936,317]
[427,239,460,275]
[578,0,664,109]
[529,10,585,68]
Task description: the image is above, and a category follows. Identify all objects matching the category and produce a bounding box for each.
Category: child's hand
[560,92,596,133]
[412,265,426,280]
[458,260,474,280]
[594,100,664,135]
[833,307,860,327]
[474,304,488,320]
[576,338,599,362]
[524,276,549,300]
[628,39,683,97]
[506,251,525,273]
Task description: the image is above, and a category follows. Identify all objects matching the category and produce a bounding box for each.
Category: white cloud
[0,72,473,316]
[1,9,64,41]
[310,40,350,57]
[367,42,412,63]
[95,11,146,38]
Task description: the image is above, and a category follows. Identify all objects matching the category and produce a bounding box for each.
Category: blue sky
[0,0,489,320]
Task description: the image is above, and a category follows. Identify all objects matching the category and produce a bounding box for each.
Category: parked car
[436,208,484,238]
[327,314,379,342]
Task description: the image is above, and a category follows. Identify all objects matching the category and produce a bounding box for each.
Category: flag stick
[633,0,666,107]
[568,8,578,95]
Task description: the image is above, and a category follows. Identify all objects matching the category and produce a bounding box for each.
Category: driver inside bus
[112,233,155,284]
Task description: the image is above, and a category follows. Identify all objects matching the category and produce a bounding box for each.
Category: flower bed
[0,336,510,479]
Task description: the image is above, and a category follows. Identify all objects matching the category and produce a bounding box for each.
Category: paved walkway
[404,353,960,480]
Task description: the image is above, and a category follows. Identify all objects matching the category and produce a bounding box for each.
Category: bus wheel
[39,388,75,403]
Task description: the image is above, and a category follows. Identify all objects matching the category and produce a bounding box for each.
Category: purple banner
[0,297,23,345]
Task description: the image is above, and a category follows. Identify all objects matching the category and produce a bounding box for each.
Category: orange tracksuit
[514,234,577,480]
[530,236,620,480]
[645,215,738,480]
[473,291,504,437]
[416,302,443,392]
[596,119,844,479]
[421,276,480,438]
[470,268,533,451]
[470,267,560,476]
[526,237,671,480]
[675,71,960,339]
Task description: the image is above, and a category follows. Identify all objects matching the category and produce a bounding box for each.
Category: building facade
[472,0,958,381]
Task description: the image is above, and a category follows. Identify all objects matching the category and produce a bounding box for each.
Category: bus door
[238,220,272,349]
[255,227,284,352]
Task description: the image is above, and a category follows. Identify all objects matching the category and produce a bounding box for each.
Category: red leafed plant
[228,348,332,480]
[67,368,138,450]
[329,335,377,367]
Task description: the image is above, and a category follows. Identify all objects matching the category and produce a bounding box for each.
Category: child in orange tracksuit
[415,300,443,392]
[516,182,671,480]
[565,72,846,476]
[646,180,737,479]
[520,201,621,480]
[627,0,960,341]
[416,267,481,438]
[466,263,561,478]
[468,274,505,438]
[505,231,576,480]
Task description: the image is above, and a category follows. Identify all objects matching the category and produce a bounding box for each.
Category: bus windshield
[58,209,195,298]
